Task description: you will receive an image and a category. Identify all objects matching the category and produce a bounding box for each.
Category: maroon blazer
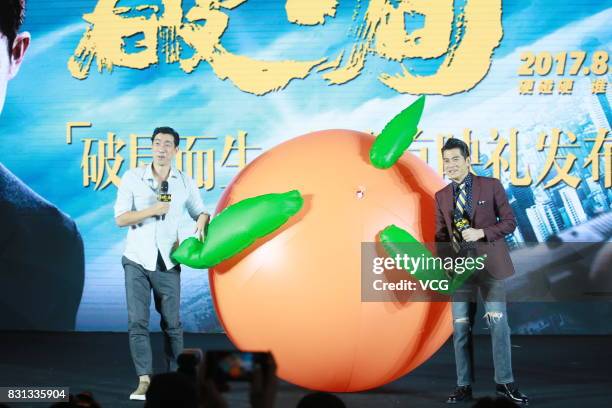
[434,174,517,279]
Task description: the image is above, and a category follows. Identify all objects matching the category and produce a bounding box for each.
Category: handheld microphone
[454,217,470,232]
[159,181,171,220]
[453,216,475,252]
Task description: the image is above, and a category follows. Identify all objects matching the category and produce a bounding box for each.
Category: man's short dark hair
[0,0,25,56]
[441,138,470,159]
[151,126,180,147]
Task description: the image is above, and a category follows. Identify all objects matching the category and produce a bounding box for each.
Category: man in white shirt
[114,126,209,401]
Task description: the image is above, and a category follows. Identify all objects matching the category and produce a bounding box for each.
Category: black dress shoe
[446,385,473,403]
[496,382,529,405]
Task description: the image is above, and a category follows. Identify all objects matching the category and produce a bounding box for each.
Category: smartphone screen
[206,351,269,383]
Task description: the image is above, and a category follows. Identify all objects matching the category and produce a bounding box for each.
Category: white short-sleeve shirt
[114,164,206,271]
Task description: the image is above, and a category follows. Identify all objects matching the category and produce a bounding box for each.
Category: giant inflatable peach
[208,127,451,392]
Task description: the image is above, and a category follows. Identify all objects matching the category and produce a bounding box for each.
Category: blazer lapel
[442,184,454,233]
[470,174,480,220]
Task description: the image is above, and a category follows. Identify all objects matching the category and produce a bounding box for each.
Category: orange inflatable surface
[210,129,451,392]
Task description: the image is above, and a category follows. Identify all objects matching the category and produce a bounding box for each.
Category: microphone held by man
[158,180,172,220]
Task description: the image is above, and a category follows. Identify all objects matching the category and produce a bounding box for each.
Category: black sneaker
[496,382,529,405]
[446,385,473,404]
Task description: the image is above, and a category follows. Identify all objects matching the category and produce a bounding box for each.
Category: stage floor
[0,333,610,407]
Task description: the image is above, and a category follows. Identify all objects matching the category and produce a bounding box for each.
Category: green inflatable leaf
[369,95,425,169]
[172,190,304,268]
[379,224,482,295]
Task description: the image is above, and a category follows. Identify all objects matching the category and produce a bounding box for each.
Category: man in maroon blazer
[435,138,528,405]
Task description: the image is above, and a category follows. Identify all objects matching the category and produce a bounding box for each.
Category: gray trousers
[122,256,183,376]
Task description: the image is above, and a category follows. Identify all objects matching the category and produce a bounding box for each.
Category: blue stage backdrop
[0,0,610,333]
